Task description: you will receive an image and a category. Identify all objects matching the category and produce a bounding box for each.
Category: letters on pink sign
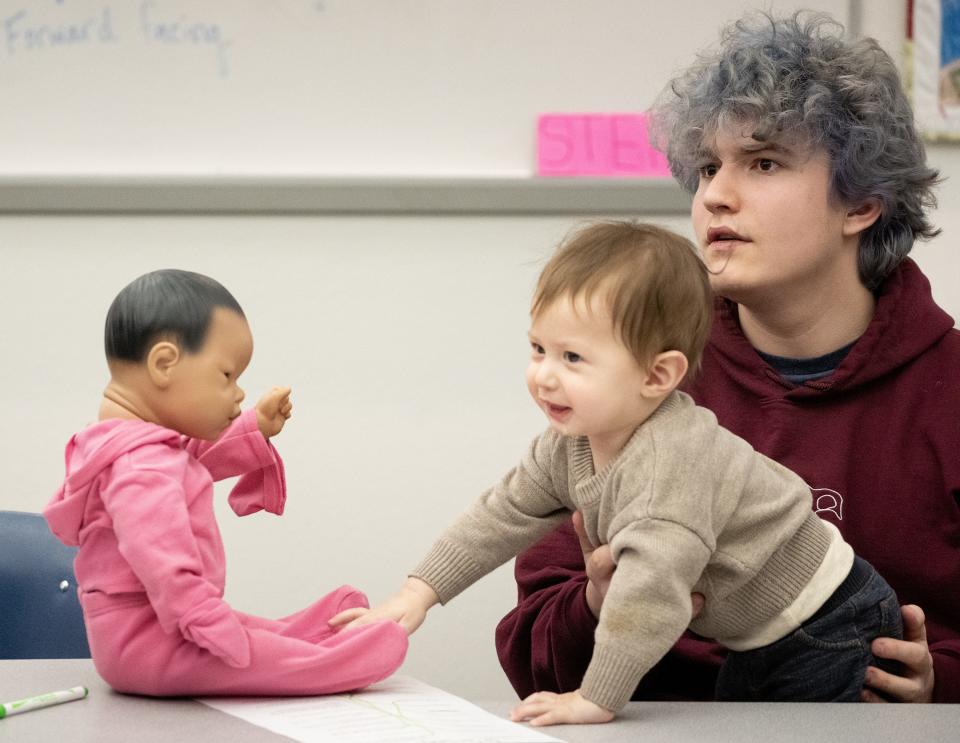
[537,114,672,177]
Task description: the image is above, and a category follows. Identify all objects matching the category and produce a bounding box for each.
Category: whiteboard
[0,0,850,210]
[0,0,857,214]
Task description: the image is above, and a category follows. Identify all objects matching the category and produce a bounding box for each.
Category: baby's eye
[531,342,545,355]
[564,351,582,363]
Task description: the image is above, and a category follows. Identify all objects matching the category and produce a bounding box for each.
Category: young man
[495,11,960,703]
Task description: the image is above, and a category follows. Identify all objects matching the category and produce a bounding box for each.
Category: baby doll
[45,269,406,696]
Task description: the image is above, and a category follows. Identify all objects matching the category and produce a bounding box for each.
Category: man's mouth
[706,226,747,248]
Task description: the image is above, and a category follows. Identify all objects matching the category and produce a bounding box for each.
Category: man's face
[690,125,854,305]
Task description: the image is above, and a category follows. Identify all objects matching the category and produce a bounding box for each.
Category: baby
[45,269,406,696]
[332,222,903,724]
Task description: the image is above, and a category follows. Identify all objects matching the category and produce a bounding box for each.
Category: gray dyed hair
[651,11,940,290]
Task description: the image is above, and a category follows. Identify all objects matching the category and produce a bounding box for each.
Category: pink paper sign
[537,113,671,177]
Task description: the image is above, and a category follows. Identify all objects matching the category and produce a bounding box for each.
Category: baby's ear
[145,341,181,388]
[642,350,688,397]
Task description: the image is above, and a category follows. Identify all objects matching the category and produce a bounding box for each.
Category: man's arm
[927,637,960,702]
[495,519,600,699]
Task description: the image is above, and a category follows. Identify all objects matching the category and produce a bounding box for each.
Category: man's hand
[572,511,615,618]
[572,511,705,620]
[328,577,439,636]
[862,604,935,703]
[256,386,292,439]
[510,689,614,726]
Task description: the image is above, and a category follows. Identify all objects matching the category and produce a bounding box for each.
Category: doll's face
[158,307,253,440]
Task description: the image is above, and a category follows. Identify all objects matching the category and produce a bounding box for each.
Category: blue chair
[0,510,91,658]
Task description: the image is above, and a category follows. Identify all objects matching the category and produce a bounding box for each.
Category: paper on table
[198,675,561,743]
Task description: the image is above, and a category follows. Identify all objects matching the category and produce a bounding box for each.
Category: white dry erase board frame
[0,0,853,214]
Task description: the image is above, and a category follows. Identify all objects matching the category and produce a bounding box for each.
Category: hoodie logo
[811,487,843,521]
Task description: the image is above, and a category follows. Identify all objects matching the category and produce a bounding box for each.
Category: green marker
[0,686,88,719]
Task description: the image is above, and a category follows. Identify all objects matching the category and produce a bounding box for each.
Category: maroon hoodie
[495,258,960,702]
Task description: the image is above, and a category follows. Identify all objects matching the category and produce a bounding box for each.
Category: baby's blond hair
[532,221,712,375]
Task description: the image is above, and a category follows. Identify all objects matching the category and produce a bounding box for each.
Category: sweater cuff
[411,539,489,604]
[932,648,960,703]
[580,644,649,712]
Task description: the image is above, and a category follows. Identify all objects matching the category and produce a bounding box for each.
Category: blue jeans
[715,556,903,701]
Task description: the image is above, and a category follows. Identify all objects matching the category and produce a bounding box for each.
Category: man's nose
[699,167,739,213]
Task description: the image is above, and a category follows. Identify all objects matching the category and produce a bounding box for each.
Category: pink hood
[45,420,181,546]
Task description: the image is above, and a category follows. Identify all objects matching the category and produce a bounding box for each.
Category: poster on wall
[909,0,960,140]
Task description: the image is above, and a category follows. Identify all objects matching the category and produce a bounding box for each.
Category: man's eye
[698,163,718,178]
[564,352,581,363]
[757,158,778,172]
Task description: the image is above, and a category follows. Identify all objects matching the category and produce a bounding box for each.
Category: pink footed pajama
[45,409,407,696]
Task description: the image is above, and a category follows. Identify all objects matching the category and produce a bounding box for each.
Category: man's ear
[642,350,688,397]
[843,198,882,238]
[145,341,181,389]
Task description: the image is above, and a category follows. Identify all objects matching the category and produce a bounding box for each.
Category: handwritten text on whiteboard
[0,1,320,78]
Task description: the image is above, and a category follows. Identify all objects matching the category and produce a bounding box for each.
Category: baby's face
[161,307,253,440]
[525,293,654,447]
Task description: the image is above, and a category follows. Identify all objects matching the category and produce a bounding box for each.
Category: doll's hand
[256,386,292,439]
[510,689,614,726]
[328,577,439,635]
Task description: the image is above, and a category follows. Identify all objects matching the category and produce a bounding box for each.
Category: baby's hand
[256,386,292,438]
[328,577,439,636]
[510,689,614,727]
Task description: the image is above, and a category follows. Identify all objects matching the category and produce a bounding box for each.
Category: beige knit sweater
[412,391,850,711]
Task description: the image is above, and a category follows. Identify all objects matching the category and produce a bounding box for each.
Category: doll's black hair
[105,269,245,362]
